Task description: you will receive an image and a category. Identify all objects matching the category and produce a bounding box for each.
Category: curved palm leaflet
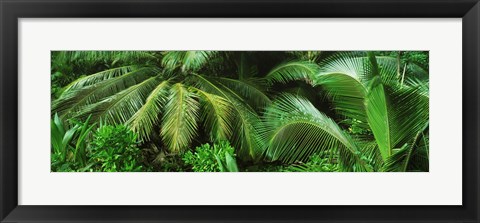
[51,51,429,172]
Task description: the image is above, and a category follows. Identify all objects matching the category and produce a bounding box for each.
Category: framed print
[1,0,479,222]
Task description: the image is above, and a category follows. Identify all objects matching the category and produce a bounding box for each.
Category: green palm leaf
[365,76,392,161]
[162,51,217,72]
[404,77,429,97]
[365,53,429,162]
[314,72,367,123]
[193,88,234,141]
[375,56,402,85]
[192,74,263,160]
[127,80,170,141]
[230,102,264,161]
[204,77,265,160]
[407,132,429,171]
[74,76,161,125]
[213,77,271,108]
[260,94,370,171]
[161,83,200,153]
[320,52,370,81]
[52,67,155,117]
[265,60,319,85]
[310,53,371,124]
[381,144,409,172]
[62,65,140,92]
[356,140,383,171]
[381,121,429,172]
[388,86,429,149]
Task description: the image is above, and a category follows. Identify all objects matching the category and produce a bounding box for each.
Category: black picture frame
[1,0,479,222]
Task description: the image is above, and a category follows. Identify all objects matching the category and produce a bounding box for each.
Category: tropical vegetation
[51,51,429,172]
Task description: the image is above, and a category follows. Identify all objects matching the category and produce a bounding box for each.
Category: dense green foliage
[183,141,238,172]
[89,125,144,172]
[51,51,429,172]
[51,114,96,171]
[284,152,339,172]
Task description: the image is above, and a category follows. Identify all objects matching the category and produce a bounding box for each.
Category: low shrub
[182,141,238,172]
[89,125,144,172]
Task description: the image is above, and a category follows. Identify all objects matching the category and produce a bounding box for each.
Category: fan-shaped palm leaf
[260,94,370,171]
[313,72,367,123]
[319,52,370,81]
[309,53,372,124]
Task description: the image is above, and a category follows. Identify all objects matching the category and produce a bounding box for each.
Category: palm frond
[265,60,319,85]
[315,52,401,86]
[74,76,161,124]
[381,121,429,172]
[388,86,429,149]
[127,80,171,141]
[375,56,402,86]
[407,132,429,171]
[161,83,200,153]
[193,87,235,141]
[404,77,429,97]
[200,77,265,160]
[230,102,264,161]
[192,74,263,161]
[319,52,370,81]
[162,51,217,72]
[356,140,383,171]
[52,67,155,117]
[380,144,410,172]
[213,77,271,108]
[313,72,368,123]
[311,53,372,123]
[352,55,428,88]
[62,65,141,92]
[260,94,370,171]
